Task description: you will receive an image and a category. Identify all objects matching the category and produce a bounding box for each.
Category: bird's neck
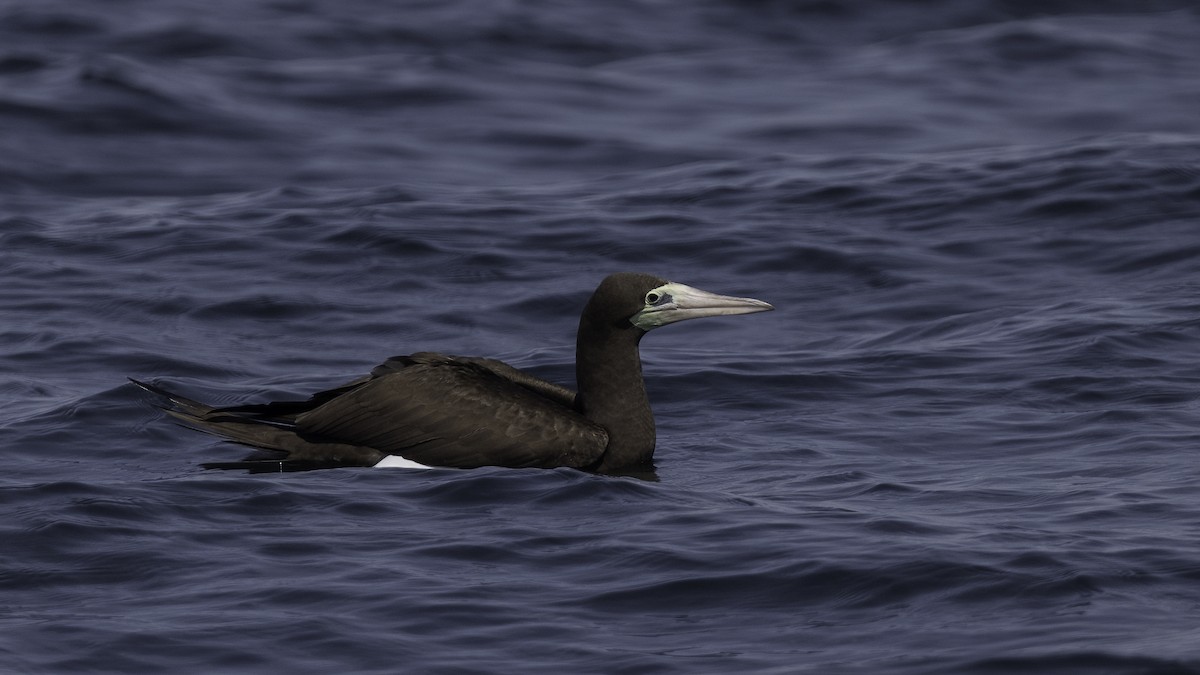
[575,316,655,472]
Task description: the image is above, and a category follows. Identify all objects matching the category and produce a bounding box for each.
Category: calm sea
[3,1,1200,673]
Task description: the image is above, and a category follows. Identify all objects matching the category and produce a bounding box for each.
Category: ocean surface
[3,1,1200,672]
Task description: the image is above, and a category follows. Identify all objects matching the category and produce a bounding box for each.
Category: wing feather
[295,356,608,469]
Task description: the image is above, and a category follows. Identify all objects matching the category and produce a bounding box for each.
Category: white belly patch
[374,455,435,469]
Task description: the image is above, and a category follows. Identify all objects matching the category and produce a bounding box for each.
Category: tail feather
[129,378,214,418]
[201,459,360,472]
[130,378,385,469]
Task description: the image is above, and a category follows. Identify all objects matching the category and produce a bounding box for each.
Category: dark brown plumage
[133,273,772,473]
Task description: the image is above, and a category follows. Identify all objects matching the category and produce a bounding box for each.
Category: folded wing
[294,354,607,468]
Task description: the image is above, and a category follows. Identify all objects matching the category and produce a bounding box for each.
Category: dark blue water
[4,1,1200,672]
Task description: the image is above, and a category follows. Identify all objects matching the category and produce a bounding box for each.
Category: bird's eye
[645,291,661,305]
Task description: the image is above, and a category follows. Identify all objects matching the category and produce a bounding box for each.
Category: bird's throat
[575,320,656,471]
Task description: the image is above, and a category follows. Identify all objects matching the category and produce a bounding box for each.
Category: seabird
[132,273,773,473]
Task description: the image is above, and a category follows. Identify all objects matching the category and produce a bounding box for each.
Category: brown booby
[132,273,773,473]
